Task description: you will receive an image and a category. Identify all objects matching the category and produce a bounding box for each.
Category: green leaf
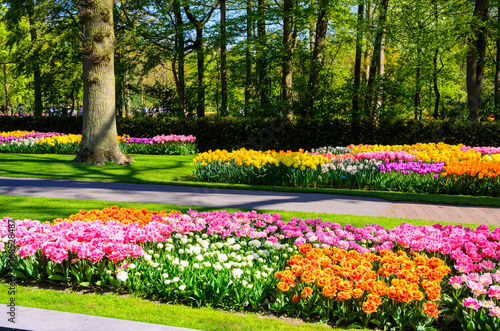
[79,282,90,287]
[48,274,69,282]
[14,270,27,279]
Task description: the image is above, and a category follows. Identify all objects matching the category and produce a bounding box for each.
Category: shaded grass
[1,153,500,207]
[0,195,482,229]
[0,284,357,331]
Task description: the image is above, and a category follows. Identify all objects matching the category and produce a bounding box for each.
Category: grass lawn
[0,284,359,331]
[2,153,500,207]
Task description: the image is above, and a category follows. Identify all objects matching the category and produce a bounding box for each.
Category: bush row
[2,116,500,152]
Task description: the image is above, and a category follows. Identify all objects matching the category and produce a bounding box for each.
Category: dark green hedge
[2,116,500,152]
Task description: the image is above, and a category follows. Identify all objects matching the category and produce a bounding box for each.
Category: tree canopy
[1,0,500,122]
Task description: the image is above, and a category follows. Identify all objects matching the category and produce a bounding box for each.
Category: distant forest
[1,0,499,122]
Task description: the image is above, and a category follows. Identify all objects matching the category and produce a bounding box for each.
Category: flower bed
[1,207,500,330]
[193,143,500,196]
[0,131,197,155]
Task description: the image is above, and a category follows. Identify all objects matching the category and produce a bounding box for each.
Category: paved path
[0,306,201,331]
[1,176,500,225]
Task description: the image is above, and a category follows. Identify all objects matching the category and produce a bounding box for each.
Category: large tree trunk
[245,0,252,114]
[352,3,364,122]
[174,0,185,117]
[75,0,132,165]
[282,0,293,121]
[365,0,389,120]
[467,0,489,121]
[221,0,227,116]
[307,0,330,118]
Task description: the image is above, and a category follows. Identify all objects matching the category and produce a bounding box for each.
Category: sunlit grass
[0,284,357,331]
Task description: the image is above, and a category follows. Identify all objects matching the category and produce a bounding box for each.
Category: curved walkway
[1,176,500,225]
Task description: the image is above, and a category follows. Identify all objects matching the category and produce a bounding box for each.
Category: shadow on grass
[0,154,196,185]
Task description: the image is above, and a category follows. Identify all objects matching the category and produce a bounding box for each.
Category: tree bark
[307,0,330,118]
[257,0,269,111]
[221,0,227,116]
[282,0,293,121]
[174,0,185,116]
[195,25,205,117]
[414,60,422,120]
[75,0,132,165]
[184,4,217,118]
[467,0,489,121]
[28,14,43,116]
[374,36,384,121]
[495,6,500,119]
[363,0,373,84]
[365,0,389,120]
[352,3,364,122]
[2,64,9,111]
[245,0,252,114]
[433,48,440,119]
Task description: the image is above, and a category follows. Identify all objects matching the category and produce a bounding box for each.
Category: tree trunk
[174,0,185,116]
[195,25,205,117]
[467,0,489,121]
[353,3,364,122]
[365,0,389,119]
[75,0,132,165]
[257,0,269,111]
[28,18,43,116]
[309,22,315,53]
[184,5,217,118]
[374,36,384,121]
[433,48,440,119]
[2,64,8,111]
[495,6,500,119]
[115,49,124,116]
[221,0,227,116]
[363,0,373,84]
[282,0,293,121]
[245,0,252,114]
[307,0,330,118]
[414,61,422,120]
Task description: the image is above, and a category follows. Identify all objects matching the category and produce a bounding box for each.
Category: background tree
[467,0,489,121]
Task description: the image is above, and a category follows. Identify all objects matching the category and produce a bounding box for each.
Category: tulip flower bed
[193,143,500,196]
[2,207,500,330]
[0,131,197,155]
